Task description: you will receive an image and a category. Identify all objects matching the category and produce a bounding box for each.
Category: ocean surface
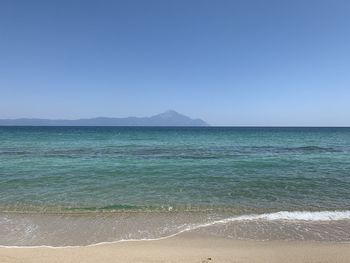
[0,127,350,246]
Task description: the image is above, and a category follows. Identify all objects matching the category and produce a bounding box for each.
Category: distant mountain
[0,110,209,126]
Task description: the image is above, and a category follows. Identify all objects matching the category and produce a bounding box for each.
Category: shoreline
[1,211,350,246]
[1,233,350,263]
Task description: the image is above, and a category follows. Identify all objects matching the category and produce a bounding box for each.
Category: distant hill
[0,110,209,126]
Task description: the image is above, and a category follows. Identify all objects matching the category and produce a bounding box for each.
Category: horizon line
[0,125,349,128]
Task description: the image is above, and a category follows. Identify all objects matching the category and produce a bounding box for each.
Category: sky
[0,0,350,126]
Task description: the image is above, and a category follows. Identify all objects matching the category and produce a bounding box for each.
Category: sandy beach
[1,233,349,263]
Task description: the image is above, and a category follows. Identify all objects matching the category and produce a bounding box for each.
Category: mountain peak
[153,110,182,119]
[150,110,209,126]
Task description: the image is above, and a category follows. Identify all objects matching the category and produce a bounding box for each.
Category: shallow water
[0,127,350,245]
[1,211,350,246]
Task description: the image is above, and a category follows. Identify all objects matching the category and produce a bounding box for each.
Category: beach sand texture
[1,234,350,263]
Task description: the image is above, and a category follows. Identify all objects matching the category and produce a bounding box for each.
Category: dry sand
[0,233,349,263]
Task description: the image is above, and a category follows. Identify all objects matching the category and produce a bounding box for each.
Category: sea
[0,127,350,246]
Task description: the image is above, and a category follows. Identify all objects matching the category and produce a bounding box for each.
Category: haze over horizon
[1,0,350,126]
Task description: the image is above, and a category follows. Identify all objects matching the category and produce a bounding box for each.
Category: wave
[1,210,350,248]
[171,210,350,238]
[213,210,350,223]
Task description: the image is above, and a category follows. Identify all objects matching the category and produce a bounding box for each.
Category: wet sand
[1,233,349,263]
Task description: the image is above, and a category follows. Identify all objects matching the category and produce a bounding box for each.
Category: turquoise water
[1,127,350,213]
[1,127,350,245]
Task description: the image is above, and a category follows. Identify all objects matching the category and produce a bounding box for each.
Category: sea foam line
[1,210,350,249]
[218,210,350,222]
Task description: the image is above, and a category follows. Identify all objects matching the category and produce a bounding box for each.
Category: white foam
[1,210,349,248]
[156,210,350,242]
[218,210,350,223]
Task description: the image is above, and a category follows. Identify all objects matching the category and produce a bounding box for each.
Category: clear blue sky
[1,0,350,126]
